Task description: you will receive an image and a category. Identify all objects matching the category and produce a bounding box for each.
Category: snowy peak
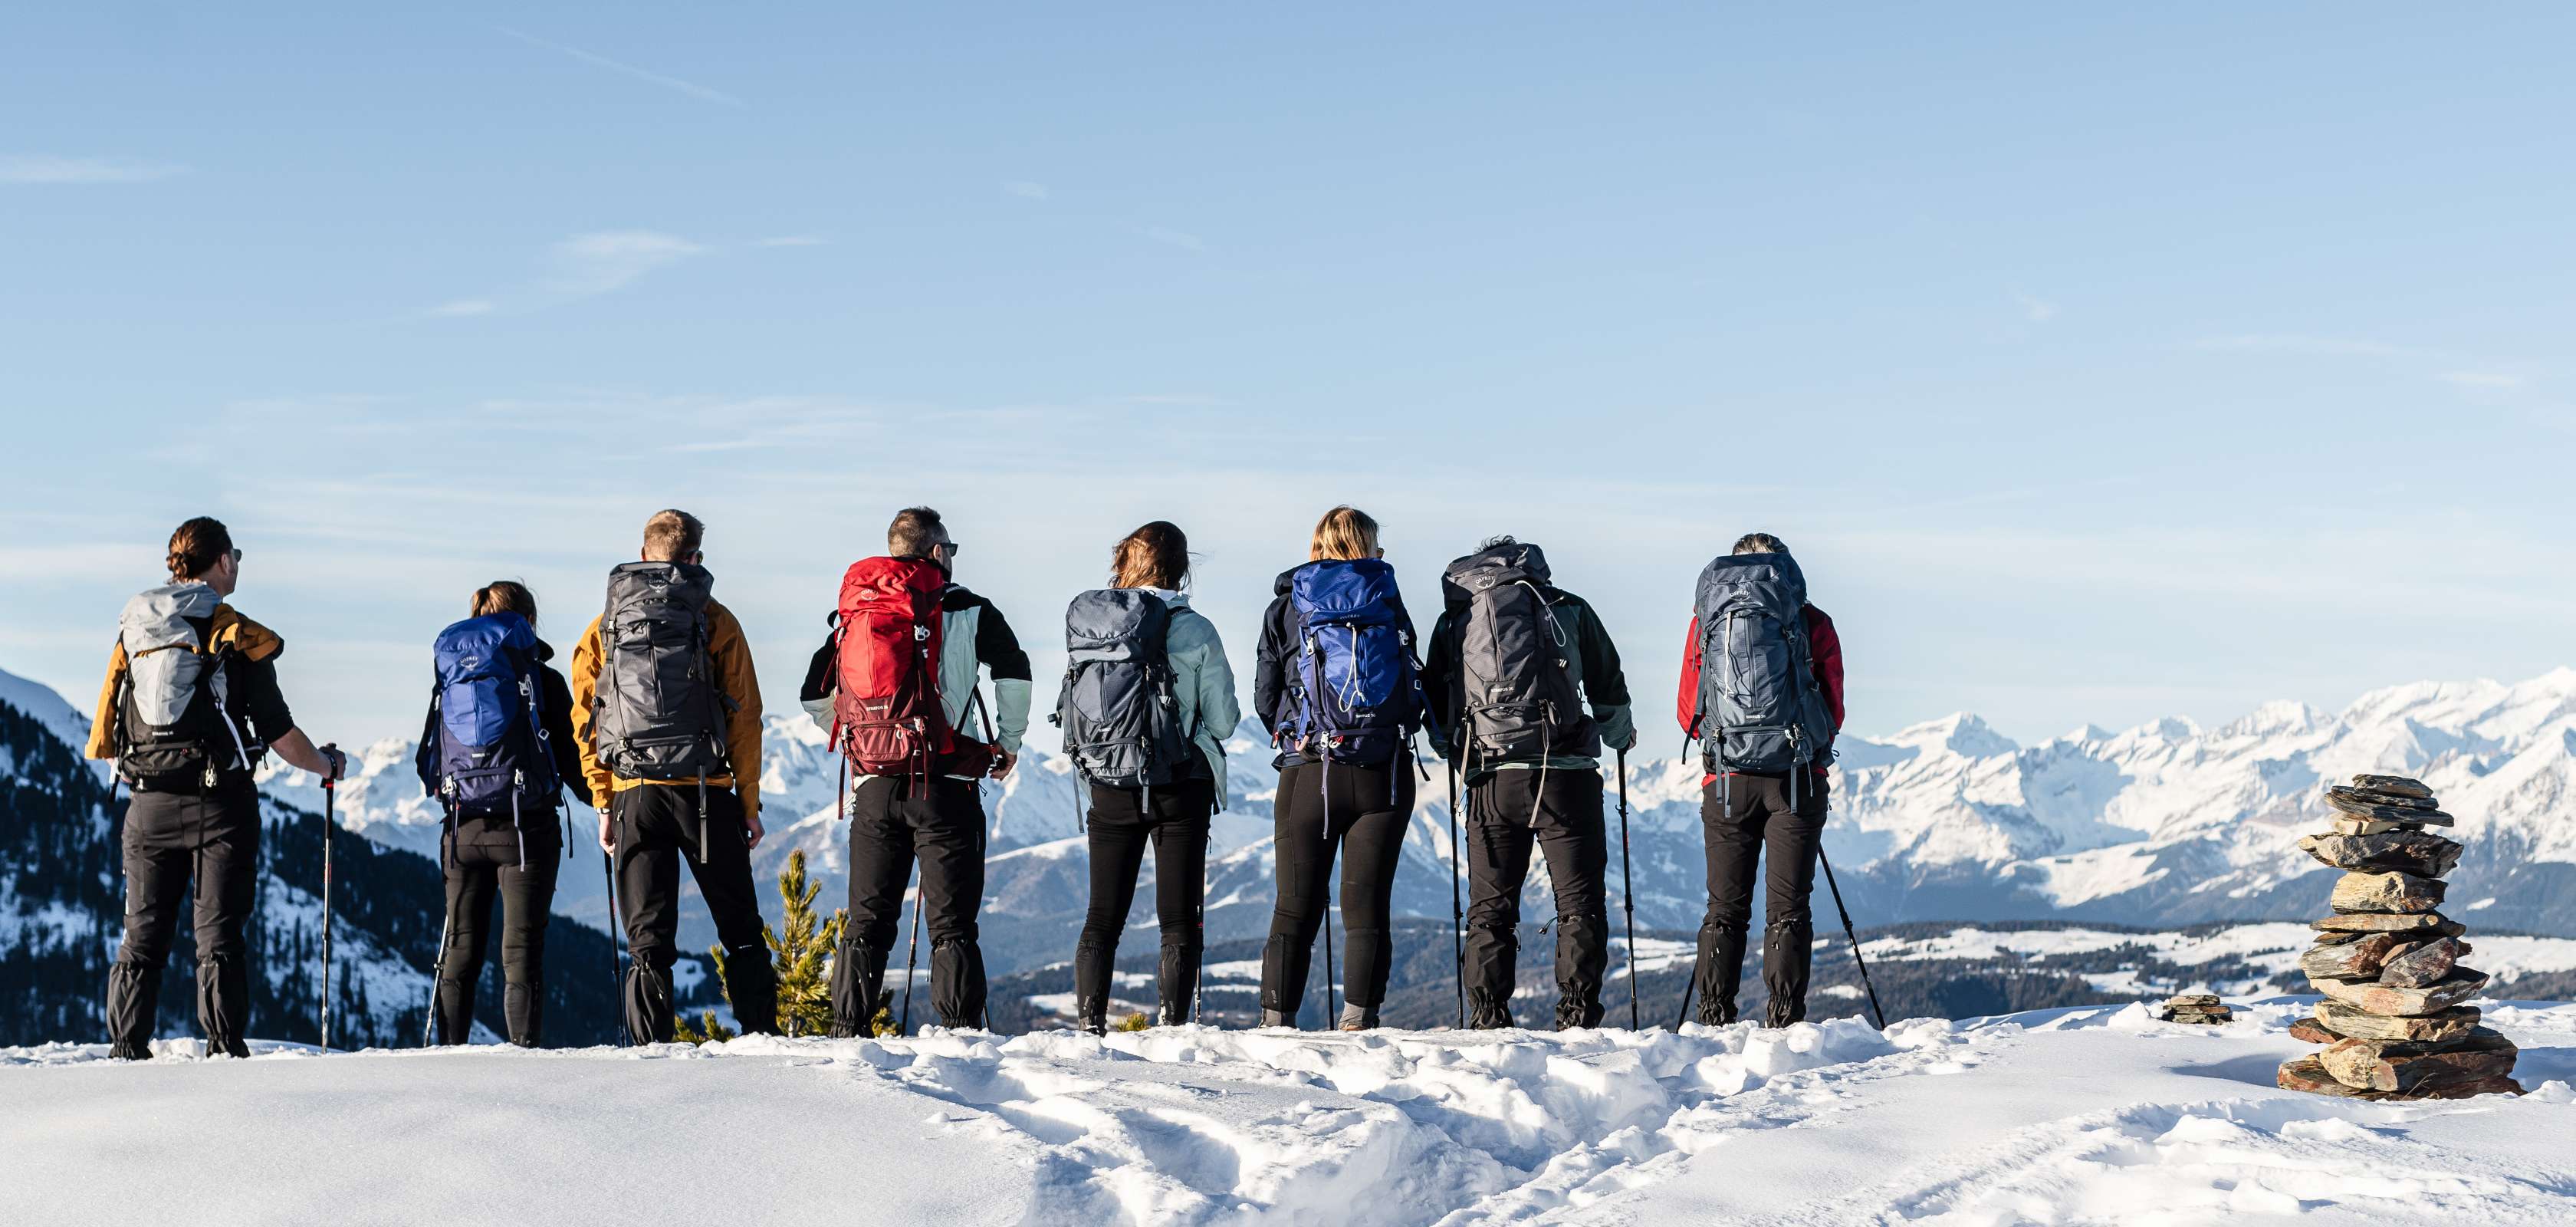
[1885,712,2018,761]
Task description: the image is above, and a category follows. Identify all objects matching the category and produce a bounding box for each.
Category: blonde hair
[1309,505,1381,561]
[471,580,538,626]
[1112,521,1190,590]
[642,509,705,561]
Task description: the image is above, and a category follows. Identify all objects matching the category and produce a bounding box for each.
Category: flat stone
[2167,992,2220,1006]
[2329,870,2447,914]
[2319,1028,2518,1094]
[2385,1072,2525,1100]
[2298,831,2464,877]
[2331,785,2440,811]
[2288,1016,2339,1044]
[2312,967,2490,1016]
[2312,910,2463,936]
[2351,774,2434,799]
[2315,1002,2479,1042]
[2325,791,2454,825]
[2301,933,2407,980]
[2279,1055,2380,1097]
[2331,817,2408,836]
[2380,937,2466,989]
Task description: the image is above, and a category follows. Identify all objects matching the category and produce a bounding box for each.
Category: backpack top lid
[1440,541,1551,613]
[1696,549,1809,613]
[1290,557,1400,624]
[840,555,946,612]
[120,581,220,655]
[1066,587,1170,663]
[433,611,537,667]
[606,559,715,610]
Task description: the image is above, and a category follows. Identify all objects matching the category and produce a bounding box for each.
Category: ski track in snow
[11,999,2576,1225]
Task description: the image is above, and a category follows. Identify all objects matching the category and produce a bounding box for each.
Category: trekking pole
[319,750,338,1052]
[604,839,626,1046]
[1616,748,1639,1031]
[1194,812,1211,1027]
[1322,880,1339,1027]
[897,871,924,1035]
[424,891,454,1047]
[1816,847,1886,1030]
[1446,762,1464,1029]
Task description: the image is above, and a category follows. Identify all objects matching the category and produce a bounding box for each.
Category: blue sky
[5,4,2573,752]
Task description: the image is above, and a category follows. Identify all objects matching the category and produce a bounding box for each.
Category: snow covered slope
[8,1001,2576,1225]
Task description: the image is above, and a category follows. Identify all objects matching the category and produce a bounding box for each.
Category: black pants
[1259,758,1414,1025]
[1464,768,1608,1029]
[1074,778,1213,1027]
[434,813,563,1047]
[106,783,261,1058]
[615,786,777,1043]
[833,775,988,1033]
[1695,771,1828,1026]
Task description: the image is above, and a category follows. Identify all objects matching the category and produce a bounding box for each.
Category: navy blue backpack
[1285,558,1421,765]
[419,612,557,817]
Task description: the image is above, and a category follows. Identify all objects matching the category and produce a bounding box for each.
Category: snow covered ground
[8,999,2576,1225]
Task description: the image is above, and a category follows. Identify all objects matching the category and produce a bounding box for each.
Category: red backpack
[833,558,951,777]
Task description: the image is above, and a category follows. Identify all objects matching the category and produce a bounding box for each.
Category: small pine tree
[1115,1012,1152,1033]
[871,1003,899,1038]
[673,1010,736,1044]
[769,850,845,1038]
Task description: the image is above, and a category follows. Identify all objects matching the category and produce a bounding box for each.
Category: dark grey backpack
[1442,542,1598,764]
[1055,588,1194,790]
[1692,551,1835,773]
[595,561,734,781]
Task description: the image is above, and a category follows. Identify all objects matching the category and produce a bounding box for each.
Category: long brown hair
[165,516,235,581]
[1309,505,1380,561]
[1112,521,1190,590]
[471,580,538,627]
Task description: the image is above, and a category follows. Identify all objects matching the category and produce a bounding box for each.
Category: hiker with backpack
[1252,505,1426,1031]
[87,518,348,1059]
[1677,533,1846,1028]
[1423,536,1635,1030]
[803,507,1032,1035]
[570,510,780,1043]
[415,581,587,1047]
[1060,521,1242,1035]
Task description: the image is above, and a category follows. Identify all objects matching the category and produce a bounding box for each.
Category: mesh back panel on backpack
[833,556,951,776]
[113,581,246,787]
[1286,558,1419,766]
[596,561,732,781]
[426,612,558,814]
[1693,551,1835,773]
[1443,542,1598,763]
[1057,588,1194,788]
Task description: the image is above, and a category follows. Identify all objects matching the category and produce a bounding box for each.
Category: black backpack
[594,561,733,781]
[1691,551,1835,773]
[1055,588,1195,790]
[1441,541,1598,765]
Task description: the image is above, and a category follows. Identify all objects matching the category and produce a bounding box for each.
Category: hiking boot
[1260,1008,1295,1028]
[1338,1003,1380,1031]
[1554,998,1604,1031]
[1694,997,1739,1027]
[1765,998,1805,1028]
[1076,998,1109,1038]
[1466,988,1514,1031]
[107,1041,152,1061]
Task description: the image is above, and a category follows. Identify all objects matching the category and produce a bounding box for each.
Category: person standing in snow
[805,507,1032,1034]
[89,517,348,1059]
[417,581,588,1046]
[571,509,780,1042]
[1063,521,1242,1034]
[1253,505,1425,1031]
[1422,536,1636,1029]
[1677,532,1845,1027]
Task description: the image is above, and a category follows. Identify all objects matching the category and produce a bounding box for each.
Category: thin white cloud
[496,26,744,107]
[542,230,705,296]
[754,235,828,248]
[428,298,495,317]
[2440,370,2527,390]
[0,156,185,185]
[1138,225,1208,253]
[2010,290,2058,324]
[1003,180,1051,201]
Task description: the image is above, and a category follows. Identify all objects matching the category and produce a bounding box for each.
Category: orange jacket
[86,606,283,761]
[567,599,764,822]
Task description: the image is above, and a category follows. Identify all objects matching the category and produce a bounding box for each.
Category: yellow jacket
[568,599,764,822]
[86,606,282,761]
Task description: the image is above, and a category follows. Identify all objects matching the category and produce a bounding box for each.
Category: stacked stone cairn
[2277,774,2523,1099]
[2160,992,2233,1025]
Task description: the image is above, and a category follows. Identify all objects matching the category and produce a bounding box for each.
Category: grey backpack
[1441,542,1597,764]
[113,582,256,787]
[1692,551,1835,773]
[594,561,734,781]
[1054,589,1194,790]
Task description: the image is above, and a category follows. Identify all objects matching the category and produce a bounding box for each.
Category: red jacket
[1677,604,1845,779]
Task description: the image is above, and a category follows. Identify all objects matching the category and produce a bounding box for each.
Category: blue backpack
[420,613,557,816]
[1285,559,1421,765]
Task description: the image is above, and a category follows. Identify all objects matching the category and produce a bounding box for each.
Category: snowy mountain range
[242,666,2576,972]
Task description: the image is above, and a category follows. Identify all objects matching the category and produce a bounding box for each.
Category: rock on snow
[6,1002,2576,1225]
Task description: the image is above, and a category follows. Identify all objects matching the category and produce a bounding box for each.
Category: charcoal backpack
[1441,541,1598,764]
[112,581,254,788]
[594,561,733,781]
[1691,551,1835,774]
[833,556,966,778]
[421,612,557,816]
[1056,589,1194,790]
[1284,558,1421,765]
